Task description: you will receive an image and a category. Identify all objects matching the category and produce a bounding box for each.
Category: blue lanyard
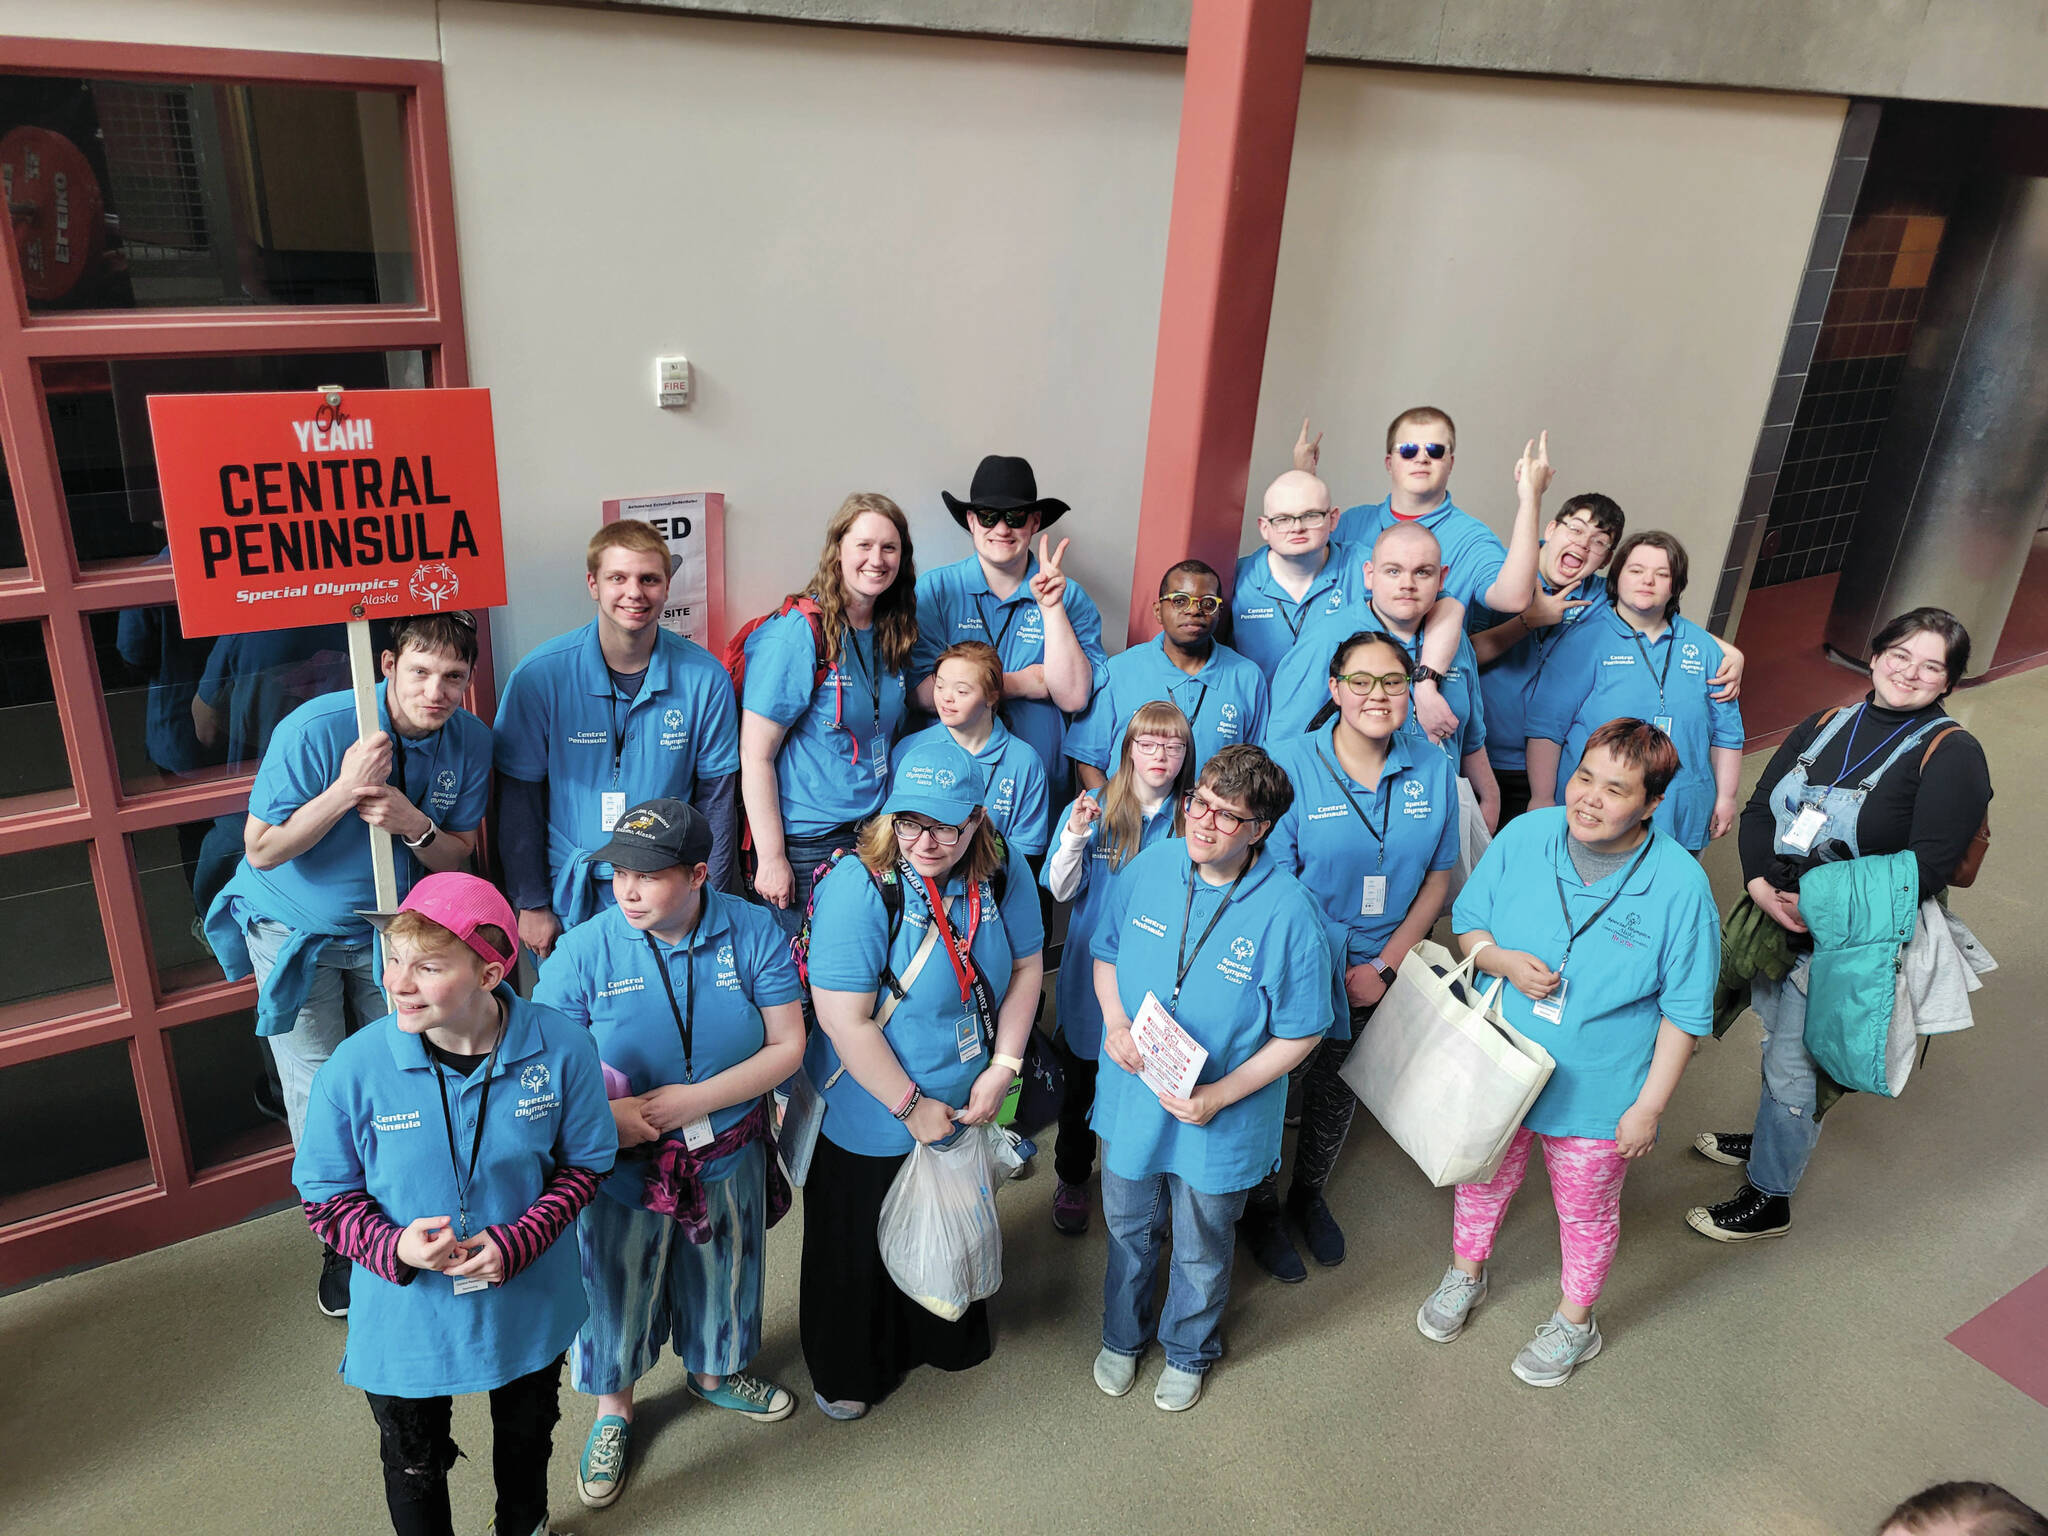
[1829,705,1921,789]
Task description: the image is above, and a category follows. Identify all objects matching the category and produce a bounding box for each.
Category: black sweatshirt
[1738,692,1992,902]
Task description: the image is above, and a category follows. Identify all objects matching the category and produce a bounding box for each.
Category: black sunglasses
[971,507,1037,529]
[1394,442,1449,461]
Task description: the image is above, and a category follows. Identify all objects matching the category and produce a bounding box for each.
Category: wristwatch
[1369,958,1397,986]
[1411,664,1446,687]
[402,821,439,851]
[992,1053,1025,1075]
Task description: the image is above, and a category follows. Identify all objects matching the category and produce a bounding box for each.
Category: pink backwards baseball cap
[360,871,520,971]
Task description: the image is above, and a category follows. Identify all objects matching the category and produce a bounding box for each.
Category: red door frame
[0,36,478,1286]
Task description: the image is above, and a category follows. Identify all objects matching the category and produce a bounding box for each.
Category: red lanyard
[917,873,983,1006]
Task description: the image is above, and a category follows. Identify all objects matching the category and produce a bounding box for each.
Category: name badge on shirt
[1532,974,1570,1025]
[452,1275,491,1296]
[871,736,889,779]
[1784,803,1828,855]
[600,791,627,833]
[1651,715,1675,738]
[1360,875,1387,917]
[956,1013,983,1065]
[680,1116,715,1151]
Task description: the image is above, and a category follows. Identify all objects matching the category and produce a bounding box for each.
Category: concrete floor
[4,671,2044,1536]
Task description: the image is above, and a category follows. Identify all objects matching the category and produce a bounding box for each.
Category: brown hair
[856,810,1004,888]
[1196,744,1293,851]
[1385,406,1456,454]
[1606,530,1690,620]
[934,641,1004,707]
[1580,718,1681,801]
[790,493,918,673]
[586,518,671,577]
[390,612,479,669]
[1100,702,1192,871]
[1553,492,1626,547]
[1879,1482,2047,1536]
[383,911,509,974]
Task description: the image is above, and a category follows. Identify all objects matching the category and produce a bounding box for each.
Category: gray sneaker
[1416,1264,1488,1343]
[1153,1364,1204,1412]
[1093,1346,1138,1398]
[1511,1311,1603,1387]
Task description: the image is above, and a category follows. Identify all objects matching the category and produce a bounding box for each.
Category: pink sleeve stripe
[301,1193,414,1285]
[482,1165,605,1281]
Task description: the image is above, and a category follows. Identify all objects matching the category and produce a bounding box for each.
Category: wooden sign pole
[348,617,400,915]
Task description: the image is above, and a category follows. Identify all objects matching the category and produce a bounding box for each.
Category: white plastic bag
[878,1126,1007,1321]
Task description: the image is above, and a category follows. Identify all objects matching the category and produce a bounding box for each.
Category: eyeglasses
[1334,671,1411,697]
[1552,519,1614,556]
[1161,592,1223,616]
[896,817,965,848]
[1878,646,1949,682]
[1261,510,1332,533]
[1130,737,1188,760]
[1394,442,1449,461]
[1182,792,1260,835]
[971,507,1036,530]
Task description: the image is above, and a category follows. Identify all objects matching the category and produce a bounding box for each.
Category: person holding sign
[742,494,918,938]
[494,520,742,961]
[1087,745,1337,1412]
[292,873,615,1536]
[204,612,492,1319]
[1245,632,1458,1280]
[796,737,1044,1420]
[893,641,1051,857]
[533,799,804,1509]
[1415,720,1717,1386]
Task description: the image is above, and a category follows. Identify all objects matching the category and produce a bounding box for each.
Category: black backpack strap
[868,862,908,999]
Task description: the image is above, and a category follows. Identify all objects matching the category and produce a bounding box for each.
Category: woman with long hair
[1040,701,1193,1235]
[740,493,918,934]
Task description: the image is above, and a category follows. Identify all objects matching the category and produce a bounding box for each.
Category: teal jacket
[1798,851,1919,1100]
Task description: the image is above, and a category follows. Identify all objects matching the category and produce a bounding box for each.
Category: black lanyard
[1172,860,1249,1007]
[1314,743,1389,869]
[428,1013,506,1240]
[972,592,1023,657]
[841,628,883,738]
[644,930,698,1081]
[1168,677,1210,733]
[1551,834,1655,972]
[1627,627,1675,707]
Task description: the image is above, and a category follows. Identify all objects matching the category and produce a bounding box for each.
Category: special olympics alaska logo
[1404,781,1425,800]
[518,1063,550,1092]
[664,708,685,729]
[410,562,461,610]
[1230,936,1255,961]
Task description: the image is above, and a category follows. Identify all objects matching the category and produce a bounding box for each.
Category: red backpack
[721,595,832,856]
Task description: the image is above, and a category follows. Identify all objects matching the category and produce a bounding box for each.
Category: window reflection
[0,619,71,807]
[0,842,111,1015]
[0,1040,151,1227]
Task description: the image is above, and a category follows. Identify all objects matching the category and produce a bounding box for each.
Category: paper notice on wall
[603,491,723,647]
[1131,991,1208,1101]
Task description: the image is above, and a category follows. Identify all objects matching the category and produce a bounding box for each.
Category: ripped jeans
[364,1355,563,1536]
[1747,959,1823,1199]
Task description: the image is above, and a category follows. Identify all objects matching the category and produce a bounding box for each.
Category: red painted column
[1128,0,1313,644]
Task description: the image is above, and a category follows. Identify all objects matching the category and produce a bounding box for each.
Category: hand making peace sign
[1030,534,1072,610]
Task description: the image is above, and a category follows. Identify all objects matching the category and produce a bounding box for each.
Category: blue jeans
[1100,1167,1248,1375]
[244,917,383,1145]
[758,827,858,943]
[1748,959,1822,1198]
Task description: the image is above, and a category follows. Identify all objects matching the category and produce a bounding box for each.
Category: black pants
[1245,1003,1375,1216]
[1494,767,1534,829]
[1051,1032,1101,1187]
[364,1355,563,1536]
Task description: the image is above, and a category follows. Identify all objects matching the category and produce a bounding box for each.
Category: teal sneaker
[1510,1312,1603,1387]
[689,1371,795,1422]
[576,1414,630,1509]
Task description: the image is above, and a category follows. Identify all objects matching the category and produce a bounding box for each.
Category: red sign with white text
[147,387,507,637]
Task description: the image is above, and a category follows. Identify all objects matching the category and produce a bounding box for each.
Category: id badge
[452,1275,491,1296]
[680,1116,715,1151]
[1360,875,1387,917]
[600,791,627,833]
[1651,715,1675,738]
[871,735,889,779]
[1532,974,1570,1025]
[956,1013,983,1065]
[1783,803,1828,855]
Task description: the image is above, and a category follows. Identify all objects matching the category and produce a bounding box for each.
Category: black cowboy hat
[941,455,1070,529]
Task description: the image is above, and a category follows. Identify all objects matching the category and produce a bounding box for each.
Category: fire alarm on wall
[655,356,691,408]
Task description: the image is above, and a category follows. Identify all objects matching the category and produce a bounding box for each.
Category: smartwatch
[402,821,439,851]
[1369,958,1397,987]
[1412,665,1446,687]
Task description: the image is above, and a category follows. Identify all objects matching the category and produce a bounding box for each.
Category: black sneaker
[1685,1183,1791,1242]
[1287,1190,1346,1267]
[1692,1131,1751,1166]
[1239,1208,1306,1283]
[318,1243,352,1317]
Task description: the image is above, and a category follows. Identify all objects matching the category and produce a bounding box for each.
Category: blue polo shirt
[1064,637,1269,776]
[741,609,907,837]
[1524,610,1745,851]
[1470,570,1613,772]
[1040,791,1178,1058]
[1268,602,1488,763]
[891,721,1051,856]
[292,988,616,1399]
[910,552,1110,796]
[533,892,803,1205]
[493,620,740,920]
[1089,842,1337,1194]
[234,682,491,937]
[1227,542,1369,682]
[1344,496,1508,610]
[1265,726,1459,966]
[800,840,1042,1156]
[1450,809,1717,1140]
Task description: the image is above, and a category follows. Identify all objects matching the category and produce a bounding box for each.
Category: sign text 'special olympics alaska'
[146,387,508,637]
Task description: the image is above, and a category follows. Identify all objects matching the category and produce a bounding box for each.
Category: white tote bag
[1339,938,1555,1187]
[1444,776,1492,905]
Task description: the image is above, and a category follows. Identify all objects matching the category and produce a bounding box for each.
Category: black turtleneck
[1739,692,1992,901]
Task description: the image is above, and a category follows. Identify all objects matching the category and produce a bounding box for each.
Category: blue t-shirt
[1269,601,1487,764]
[742,609,907,837]
[1065,637,1269,775]
[1088,843,1337,1194]
[1040,790,1178,1058]
[236,682,491,936]
[1226,542,1368,683]
[1470,570,1613,772]
[891,720,1051,857]
[198,623,353,766]
[1524,610,1745,851]
[1265,726,1459,966]
[800,840,1044,1156]
[493,620,740,916]
[1450,809,1717,1139]
[910,553,1109,799]
[1343,495,1508,610]
[291,989,616,1398]
[533,892,803,1205]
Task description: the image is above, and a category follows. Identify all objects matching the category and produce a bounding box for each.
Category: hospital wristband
[992,1054,1024,1075]
[892,1085,922,1121]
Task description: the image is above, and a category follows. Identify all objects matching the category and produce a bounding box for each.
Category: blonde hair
[790,493,918,673]
[586,518,671,576]
[935,641,1003,706]
[1101,702,1192,871]
[383,911,508,974]
[1385,406,1455,454]
[856,811,1004,888]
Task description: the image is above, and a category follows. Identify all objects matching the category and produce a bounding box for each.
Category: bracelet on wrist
[892,1085,922,1121]
[991,1053,1024,1075]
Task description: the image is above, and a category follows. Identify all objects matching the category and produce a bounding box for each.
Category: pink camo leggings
[1452,1127,1629,1308]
